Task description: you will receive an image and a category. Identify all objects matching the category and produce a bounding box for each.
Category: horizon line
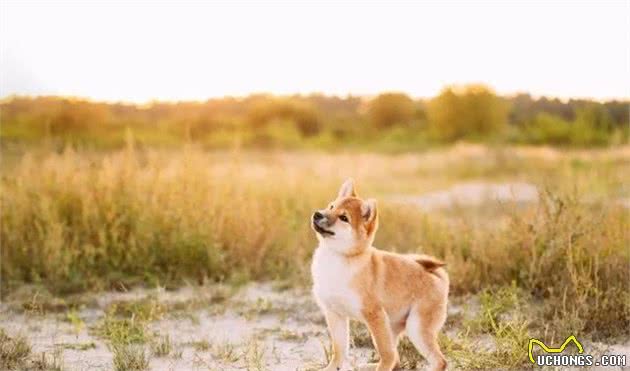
[2,90,629,106]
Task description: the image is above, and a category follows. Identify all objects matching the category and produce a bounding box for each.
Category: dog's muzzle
[312,211,334,236]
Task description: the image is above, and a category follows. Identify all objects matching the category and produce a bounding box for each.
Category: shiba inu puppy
[311,179,449,371]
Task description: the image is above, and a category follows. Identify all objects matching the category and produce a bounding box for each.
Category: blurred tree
[603,100,629,128]
[366,93,415,129]
[521,113,572,145]
[574,103,614,132]
[509,93,535,125]
[427,85,510,140]
[246,97,322,136]
[569,104,615,146]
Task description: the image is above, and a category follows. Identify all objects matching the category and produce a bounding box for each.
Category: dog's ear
[362,198,378,234]
[337,178,357,199]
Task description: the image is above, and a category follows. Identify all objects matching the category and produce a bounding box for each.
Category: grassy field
[1,143,629,369]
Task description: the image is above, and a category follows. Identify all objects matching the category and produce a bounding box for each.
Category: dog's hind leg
[389,320,406,369]
[362,307,397,371]
[405,301,447,371]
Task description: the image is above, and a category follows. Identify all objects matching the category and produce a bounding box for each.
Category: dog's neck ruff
[319,240,372,259]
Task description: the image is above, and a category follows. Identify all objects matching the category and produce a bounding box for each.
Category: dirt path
[1,284,372,371]
[2,283,629,371]
[387,182,539,211]
[385,181,629,222]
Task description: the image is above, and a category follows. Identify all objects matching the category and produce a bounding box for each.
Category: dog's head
[311,179,378,254]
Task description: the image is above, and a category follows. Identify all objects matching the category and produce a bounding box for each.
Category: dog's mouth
[313,223,335,237]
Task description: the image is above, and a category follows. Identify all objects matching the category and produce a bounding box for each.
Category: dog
[311,179,449,371]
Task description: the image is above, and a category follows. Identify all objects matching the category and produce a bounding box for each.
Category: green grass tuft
[111,344,149,371]
[150,335,173,357]
[0,329,31,370]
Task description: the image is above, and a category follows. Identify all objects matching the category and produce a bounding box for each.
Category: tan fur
[311,180,449,371]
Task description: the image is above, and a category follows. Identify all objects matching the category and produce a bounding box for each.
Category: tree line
[1,85,628,150]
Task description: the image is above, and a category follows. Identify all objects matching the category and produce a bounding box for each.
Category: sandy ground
[0,284,371,371]
[387,182,539,211]
[2,282,629,371]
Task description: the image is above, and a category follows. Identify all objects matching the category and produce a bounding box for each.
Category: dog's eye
[339,215,349,223]
[329,204,334,210]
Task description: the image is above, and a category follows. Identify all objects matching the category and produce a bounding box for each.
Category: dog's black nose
[313,211,324,221]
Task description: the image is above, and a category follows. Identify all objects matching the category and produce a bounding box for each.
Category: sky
[1,1,629,103]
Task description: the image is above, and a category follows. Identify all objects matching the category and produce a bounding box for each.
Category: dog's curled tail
[414,254,448,280]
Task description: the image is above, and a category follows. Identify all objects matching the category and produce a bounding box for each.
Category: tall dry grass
[2,147,331,293]
[1,144,628,339]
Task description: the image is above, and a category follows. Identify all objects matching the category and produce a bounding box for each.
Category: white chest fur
[311,245,363,318]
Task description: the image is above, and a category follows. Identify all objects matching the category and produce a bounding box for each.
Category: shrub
[518,110,613,146]
[366,92,416,129]
[519,113,572,145]
[427,85,510,141]
[246,97,322,136]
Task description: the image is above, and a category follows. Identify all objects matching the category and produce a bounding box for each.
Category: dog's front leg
[321,310,349,371]
[362,307,396,371]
